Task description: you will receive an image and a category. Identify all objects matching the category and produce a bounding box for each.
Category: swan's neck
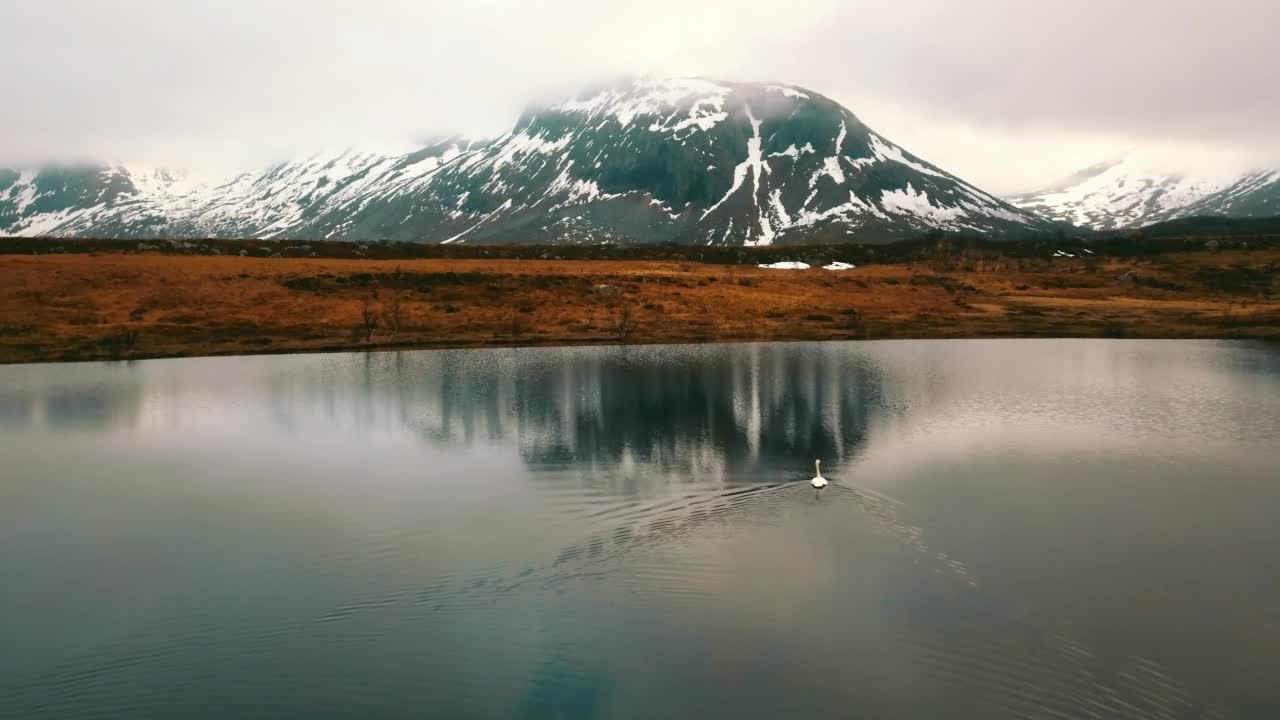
[815,460,822,477]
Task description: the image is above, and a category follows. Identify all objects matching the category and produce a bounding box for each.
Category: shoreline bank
[2,251,1276,364]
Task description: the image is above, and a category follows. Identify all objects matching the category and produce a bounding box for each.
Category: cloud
[2,0,1276,192]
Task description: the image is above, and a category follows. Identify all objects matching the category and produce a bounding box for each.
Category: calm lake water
[2,339,1279,719]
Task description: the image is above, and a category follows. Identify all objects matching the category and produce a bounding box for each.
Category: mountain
[1009,154,1280,230]
[1129,215,1280,238]
[1,78,1054,245]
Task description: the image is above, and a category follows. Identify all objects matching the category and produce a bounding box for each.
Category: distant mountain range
[2,79,1276,245]
[0,78,1054,245]
[1008,154,1280,231]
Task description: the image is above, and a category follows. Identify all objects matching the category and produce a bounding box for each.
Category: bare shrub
[383,287,406,338]
[101,330,140,360]
[926,238,959,273]
[842,309,866,337]
[616,300,634,341]
[360,295,379,342]
[510,310,529,337]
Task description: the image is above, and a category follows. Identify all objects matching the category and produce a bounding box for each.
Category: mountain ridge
[1009,153,1280,230]
[1,78,1054,245]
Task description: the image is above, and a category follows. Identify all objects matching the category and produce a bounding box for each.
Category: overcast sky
[3,0,1277,193]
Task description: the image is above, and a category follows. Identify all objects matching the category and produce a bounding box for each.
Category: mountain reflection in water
[1,339,1278,719]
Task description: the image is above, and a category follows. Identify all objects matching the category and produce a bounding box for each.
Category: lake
[1,339,1278,719]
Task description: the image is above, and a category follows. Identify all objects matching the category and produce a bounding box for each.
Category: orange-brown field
[1,249,1277,363]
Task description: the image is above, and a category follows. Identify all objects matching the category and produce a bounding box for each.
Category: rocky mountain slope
[1009,154,1280,231]
[1,78,1054,244]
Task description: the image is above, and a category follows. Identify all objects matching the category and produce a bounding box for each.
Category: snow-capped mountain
[1009,154,1280,231]
[1,78,1054,244]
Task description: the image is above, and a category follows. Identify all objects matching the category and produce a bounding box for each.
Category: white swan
[810,459,828,490]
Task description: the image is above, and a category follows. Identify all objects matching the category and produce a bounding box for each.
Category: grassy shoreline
[2,244,1277,364]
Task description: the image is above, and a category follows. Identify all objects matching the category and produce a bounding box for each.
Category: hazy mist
[3,0,1277,193]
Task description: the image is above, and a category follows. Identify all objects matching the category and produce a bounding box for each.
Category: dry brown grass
[0,251,1277,363]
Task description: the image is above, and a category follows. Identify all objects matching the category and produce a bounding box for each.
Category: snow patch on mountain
[881,184,965,224]
[7,172,39,214]
[443,199,513,244]
[555,78,732,132]
[1010,152,1280,230]
[766,85,809,100]
[770,143,815,159]
[860,134,948,180]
